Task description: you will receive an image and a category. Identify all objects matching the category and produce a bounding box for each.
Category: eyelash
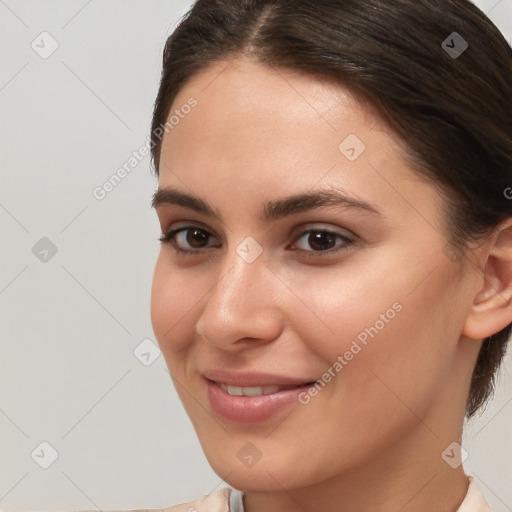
[158,224,356,258]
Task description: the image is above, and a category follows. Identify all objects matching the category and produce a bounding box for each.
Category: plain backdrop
[1,0,511,510]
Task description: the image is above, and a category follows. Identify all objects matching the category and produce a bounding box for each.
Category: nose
[195,244,283,351]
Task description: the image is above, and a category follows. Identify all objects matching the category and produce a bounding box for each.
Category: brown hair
[150,0,512,419]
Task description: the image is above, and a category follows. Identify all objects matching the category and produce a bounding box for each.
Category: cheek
[294,257,456,411]
[281,261,406,362]
[150,257,203,356]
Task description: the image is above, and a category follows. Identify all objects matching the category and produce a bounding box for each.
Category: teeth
[218,383,288,396]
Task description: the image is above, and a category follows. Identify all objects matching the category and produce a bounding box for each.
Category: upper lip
[202,368,316,387]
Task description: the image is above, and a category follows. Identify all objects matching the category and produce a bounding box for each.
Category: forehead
[170,57,381,141]
[163,57,398,171]
[159,56,441,233]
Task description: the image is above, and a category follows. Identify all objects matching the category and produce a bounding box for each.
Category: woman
[148,0,511,510]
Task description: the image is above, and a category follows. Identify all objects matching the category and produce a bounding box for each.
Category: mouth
[203,376,317,424]
[215,381,312,396]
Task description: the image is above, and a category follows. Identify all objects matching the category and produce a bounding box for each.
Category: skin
[150,56,512,512]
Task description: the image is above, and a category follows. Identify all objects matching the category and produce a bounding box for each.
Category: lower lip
[205,378,312,424]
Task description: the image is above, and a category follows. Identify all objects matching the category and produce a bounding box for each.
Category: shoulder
[457,476,492,512]
[24,488,233,512]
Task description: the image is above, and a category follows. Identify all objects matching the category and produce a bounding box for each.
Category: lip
[202,369,316,424]
[202,368,315,387]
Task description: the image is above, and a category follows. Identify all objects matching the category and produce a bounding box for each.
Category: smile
[216,382,305,396]
[204,375,316,424]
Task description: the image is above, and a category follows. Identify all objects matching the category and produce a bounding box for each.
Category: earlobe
[462,218,512,340]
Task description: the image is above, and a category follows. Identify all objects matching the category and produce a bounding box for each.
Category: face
[151,57,480,492]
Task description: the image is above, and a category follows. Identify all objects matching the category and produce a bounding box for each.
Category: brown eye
[291,227,356,258]
[158,225,221,255]
[183,227,210,248]
[305,231,338,251]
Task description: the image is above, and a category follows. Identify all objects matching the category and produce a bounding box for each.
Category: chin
[202,440,333,492]
[213,460,297,492]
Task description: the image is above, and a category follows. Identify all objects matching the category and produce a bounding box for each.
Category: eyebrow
[151,186,384,222]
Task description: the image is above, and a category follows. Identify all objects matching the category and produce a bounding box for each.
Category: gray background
[0,0,511,510]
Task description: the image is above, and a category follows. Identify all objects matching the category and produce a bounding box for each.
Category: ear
[463,218,512,340]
